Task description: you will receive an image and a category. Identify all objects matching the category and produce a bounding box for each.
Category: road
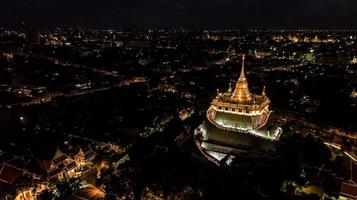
[276,109,357,162]
[15,52,120,78]
[2,77,147,108]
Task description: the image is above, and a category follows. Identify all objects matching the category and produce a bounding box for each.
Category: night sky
[1,0,357,28]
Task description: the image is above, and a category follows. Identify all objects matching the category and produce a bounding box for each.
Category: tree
[55,178,81,199]
[37,189,55,200]
[276,131,331,182]
[105,174,134,200]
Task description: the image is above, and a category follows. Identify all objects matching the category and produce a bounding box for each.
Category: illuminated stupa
[194,55,282,164]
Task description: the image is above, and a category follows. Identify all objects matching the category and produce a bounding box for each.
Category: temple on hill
[194,55,282,164]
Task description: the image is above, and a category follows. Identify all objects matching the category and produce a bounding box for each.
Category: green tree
[37,189,55,200]
[55,178,81,199]
[105,174,133,200]
[277,131,331,181]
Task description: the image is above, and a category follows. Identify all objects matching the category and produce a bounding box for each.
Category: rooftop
[214,55,269,109]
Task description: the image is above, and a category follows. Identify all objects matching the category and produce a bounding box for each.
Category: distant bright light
[345,152,357,162]
[19,116,24,121]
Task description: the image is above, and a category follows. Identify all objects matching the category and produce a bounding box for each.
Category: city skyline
[0,1,357,198]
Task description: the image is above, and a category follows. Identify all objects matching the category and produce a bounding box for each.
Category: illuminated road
[15,52,120,78]
[3,78,147,108]
[276,109,357,142]
[276,109,357,162]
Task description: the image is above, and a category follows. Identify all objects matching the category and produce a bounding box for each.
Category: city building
[74,146,97,165]
[194,55,282,164]
[37,149,78,179]
[0,159,41,200]
[339,182,357,200]
[24,29,40,45]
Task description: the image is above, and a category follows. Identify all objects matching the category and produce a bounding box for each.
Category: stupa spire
[231,55,252,102]
[239,54,246,80]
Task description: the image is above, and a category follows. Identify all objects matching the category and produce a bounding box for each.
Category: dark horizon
[2,24,357,32]
[1,0,357,29]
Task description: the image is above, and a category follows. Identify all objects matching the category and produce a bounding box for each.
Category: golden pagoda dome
[231,55,252,102]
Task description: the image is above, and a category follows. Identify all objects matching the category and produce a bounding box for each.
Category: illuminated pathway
[275,109,357,163]
[15,52,120,78]
[4,77,147,108]
[324,142,357,163]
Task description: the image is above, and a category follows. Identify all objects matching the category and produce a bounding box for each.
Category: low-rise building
[74,146,97,165]
[37,149,78,179]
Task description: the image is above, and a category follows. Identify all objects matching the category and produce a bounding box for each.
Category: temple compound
[194,55,282,164]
